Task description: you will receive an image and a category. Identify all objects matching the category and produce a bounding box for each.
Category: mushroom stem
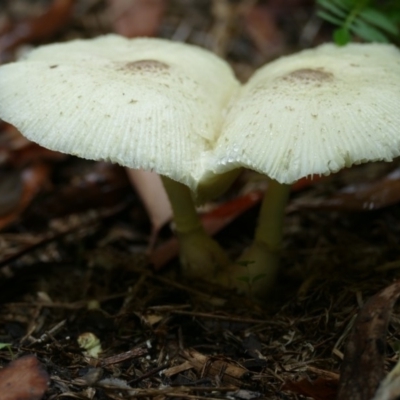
[228,180,291,299]
[161,176,230,278]
[196,169,241,203]
[255,179,291,251]
[161,176,202,234]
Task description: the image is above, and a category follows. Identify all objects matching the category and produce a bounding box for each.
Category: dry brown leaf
[338,280,400,400]
[0,123,31,151]
[0,0,76,58]
[283,376,339,400]
[33,162,130,219]
[0,355,49,400]
[243,4,284,58]
[0,170,23,216]
[108,0,167,37]
[289,168,400,212]
[0,162,50,230]
[8,144,66,168]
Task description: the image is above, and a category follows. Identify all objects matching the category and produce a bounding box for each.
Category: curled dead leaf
[289,168,400,212]
[338,280,400,400]
[108,0,167,38]
[0,0,76,59]
[283,375,338,400]
[0,355,49,400]
[0,162,50,231]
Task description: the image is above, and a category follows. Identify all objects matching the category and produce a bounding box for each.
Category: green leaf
[351,19,390,42]
[317,10,344,26]
[251,274,267,284]
[334,27,351,44]
[236,260,255,268]
[0,342,13,358]
[332,0,355,9]
[390,11,400,23]
[360,7,399,35]
[317,0,349,18]
[236,276,250,283]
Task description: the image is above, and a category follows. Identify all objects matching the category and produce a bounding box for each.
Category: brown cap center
[282,68,333,83]
[124,59,170,71]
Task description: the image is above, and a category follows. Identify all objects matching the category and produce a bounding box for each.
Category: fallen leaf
[25,162,130,223]
[0,163,50,231]
[7,144,66,168]
[210,0,237,57]
[0,169,23,216]
[283,376,338,400]
[243,4,284,58]
[0,0,76,58]
[108,0,167,37]
[291,175,325,191]
[338,280,400,400]
[0,355,49,400]
[289,168,400,212]
[0,123,31,152]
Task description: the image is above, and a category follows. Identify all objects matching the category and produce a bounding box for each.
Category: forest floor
[1,1,400,399]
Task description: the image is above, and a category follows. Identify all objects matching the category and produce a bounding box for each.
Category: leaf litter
[1,1,400,400]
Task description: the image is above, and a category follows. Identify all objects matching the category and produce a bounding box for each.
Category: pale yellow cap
[0,35,239,192]
[214,43,400,184]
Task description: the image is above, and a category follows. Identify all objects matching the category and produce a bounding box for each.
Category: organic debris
[1,1,400,400]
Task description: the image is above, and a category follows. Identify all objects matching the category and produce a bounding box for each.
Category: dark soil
[1,1,400,399]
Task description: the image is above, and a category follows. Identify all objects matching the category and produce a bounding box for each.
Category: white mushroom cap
[213,43,400,184]
[0,34,239,193]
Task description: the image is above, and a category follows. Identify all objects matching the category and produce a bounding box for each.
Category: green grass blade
[351,19,390,42]
[317,0,349,18]
[359,7,399,35]
[317,9,345,25]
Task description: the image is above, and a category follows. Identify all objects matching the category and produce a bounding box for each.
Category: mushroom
[0,34,240,278]
[212,42,400,297]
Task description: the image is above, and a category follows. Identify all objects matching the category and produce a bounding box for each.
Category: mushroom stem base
[216,180,291,299]
[218,240,281,300]
[161,176,230,278]
[176,227,230,279]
